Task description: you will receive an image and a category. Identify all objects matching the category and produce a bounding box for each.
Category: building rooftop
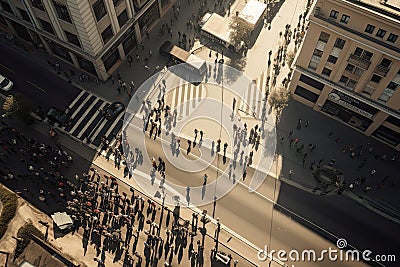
[343,0,400,21]
[201,13,232,44]
[238,0,267,27]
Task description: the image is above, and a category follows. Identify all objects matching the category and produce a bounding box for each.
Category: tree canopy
[268,87,291,120]
[229,16,252,48]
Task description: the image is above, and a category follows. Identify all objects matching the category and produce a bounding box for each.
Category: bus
[159,41,207,76]
[200,13,243,52]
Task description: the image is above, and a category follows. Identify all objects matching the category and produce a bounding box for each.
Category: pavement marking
[26,80,46,93]
[68,90,86,109]
[70,93,93,119]
[0,63,15,73]
[104,112,124,139]
[71,98,100,135]
[75,98,101,138]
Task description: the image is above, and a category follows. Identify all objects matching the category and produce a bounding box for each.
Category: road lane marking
[26,80,46,93]
[0,63,15,73]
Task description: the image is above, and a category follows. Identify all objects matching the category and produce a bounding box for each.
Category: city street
[0,0,399,266]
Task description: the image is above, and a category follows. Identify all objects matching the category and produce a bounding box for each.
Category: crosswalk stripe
[70,93,92,119]
[105,112,124,140]
[77,101,107,138]
[70,98,100,134]
[188,83,194,116]
[192,83,196,109]
[69,90,85,109]
[171,86,177,110]
[179,83,186,116]
[90,118,108,142]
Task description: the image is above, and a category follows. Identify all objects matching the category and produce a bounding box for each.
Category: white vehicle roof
[187,54,206,70]
[201,13,232,44]
[239,0,267,27]
[51,212,73,230]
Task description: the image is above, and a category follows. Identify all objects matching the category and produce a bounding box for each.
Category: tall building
[289,0,400,150]
[0,0,174,80]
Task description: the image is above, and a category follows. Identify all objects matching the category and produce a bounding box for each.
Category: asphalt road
[124,114,399,267]
[0,42,80,111]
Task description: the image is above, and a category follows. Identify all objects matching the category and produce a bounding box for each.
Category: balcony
[348,54,371,70]
[374,65,389,77]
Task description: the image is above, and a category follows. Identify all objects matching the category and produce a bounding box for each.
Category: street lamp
[214,217,221,255]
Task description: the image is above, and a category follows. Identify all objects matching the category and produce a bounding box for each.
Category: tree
[268,87,290,121]
[286,50,296,67]
[229,16,252,50]
[2,94,32,123]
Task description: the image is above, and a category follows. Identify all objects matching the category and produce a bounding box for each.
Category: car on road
[47,107,71,126]
[104,102,124,120]
[0,74,13,91]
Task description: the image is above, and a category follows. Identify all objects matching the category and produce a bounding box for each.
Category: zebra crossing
[167,82,205,119]
[47,91,124,149]
[164,70,270,121]
[237,68,270,119]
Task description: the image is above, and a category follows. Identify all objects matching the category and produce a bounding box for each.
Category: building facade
[289,0,400,150]
[0,0,174,80]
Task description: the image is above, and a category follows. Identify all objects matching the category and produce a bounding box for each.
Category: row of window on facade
[1,0,130,48]
[329,9,398,44]
[307,31,399,104]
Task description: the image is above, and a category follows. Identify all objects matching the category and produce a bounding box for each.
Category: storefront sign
[328,90,375,119]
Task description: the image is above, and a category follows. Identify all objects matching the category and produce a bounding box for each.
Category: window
[308,49,323,70]
[313,49,323,57]
[386,116,400,128]
[18,8,31,22]
[354,47,373,60]
[329,10,339,19]
[294,86,319,103]
[370,74,382,83]
[364,24,375,34]
[65,31,81,47]
[354,67,364,76]
[339,76,349,85]
[299,74,324,90]
[327,55,338,64]
[93,0,107,21]
[30,0,44,11]
[117,10,128,28]
[38,18,54,34]
[354,47,363,57]
[376,29,387,38]
[319,32,330,43]
[345,64,354,72]
[379,58,392,68]
[101,25,113,44]
[321,68,332,77]
[53,1,72,23]
[362,86,375,95]
[347,79,357,89]
[363,51,373,61]
[334,38,346,49]
[340,14,350,24]
[387,33,398,43]
[379,82,398,103]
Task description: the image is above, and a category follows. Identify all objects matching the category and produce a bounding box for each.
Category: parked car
[104,102,124,120]
[47,107,71,126]
[0,74,13,91]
